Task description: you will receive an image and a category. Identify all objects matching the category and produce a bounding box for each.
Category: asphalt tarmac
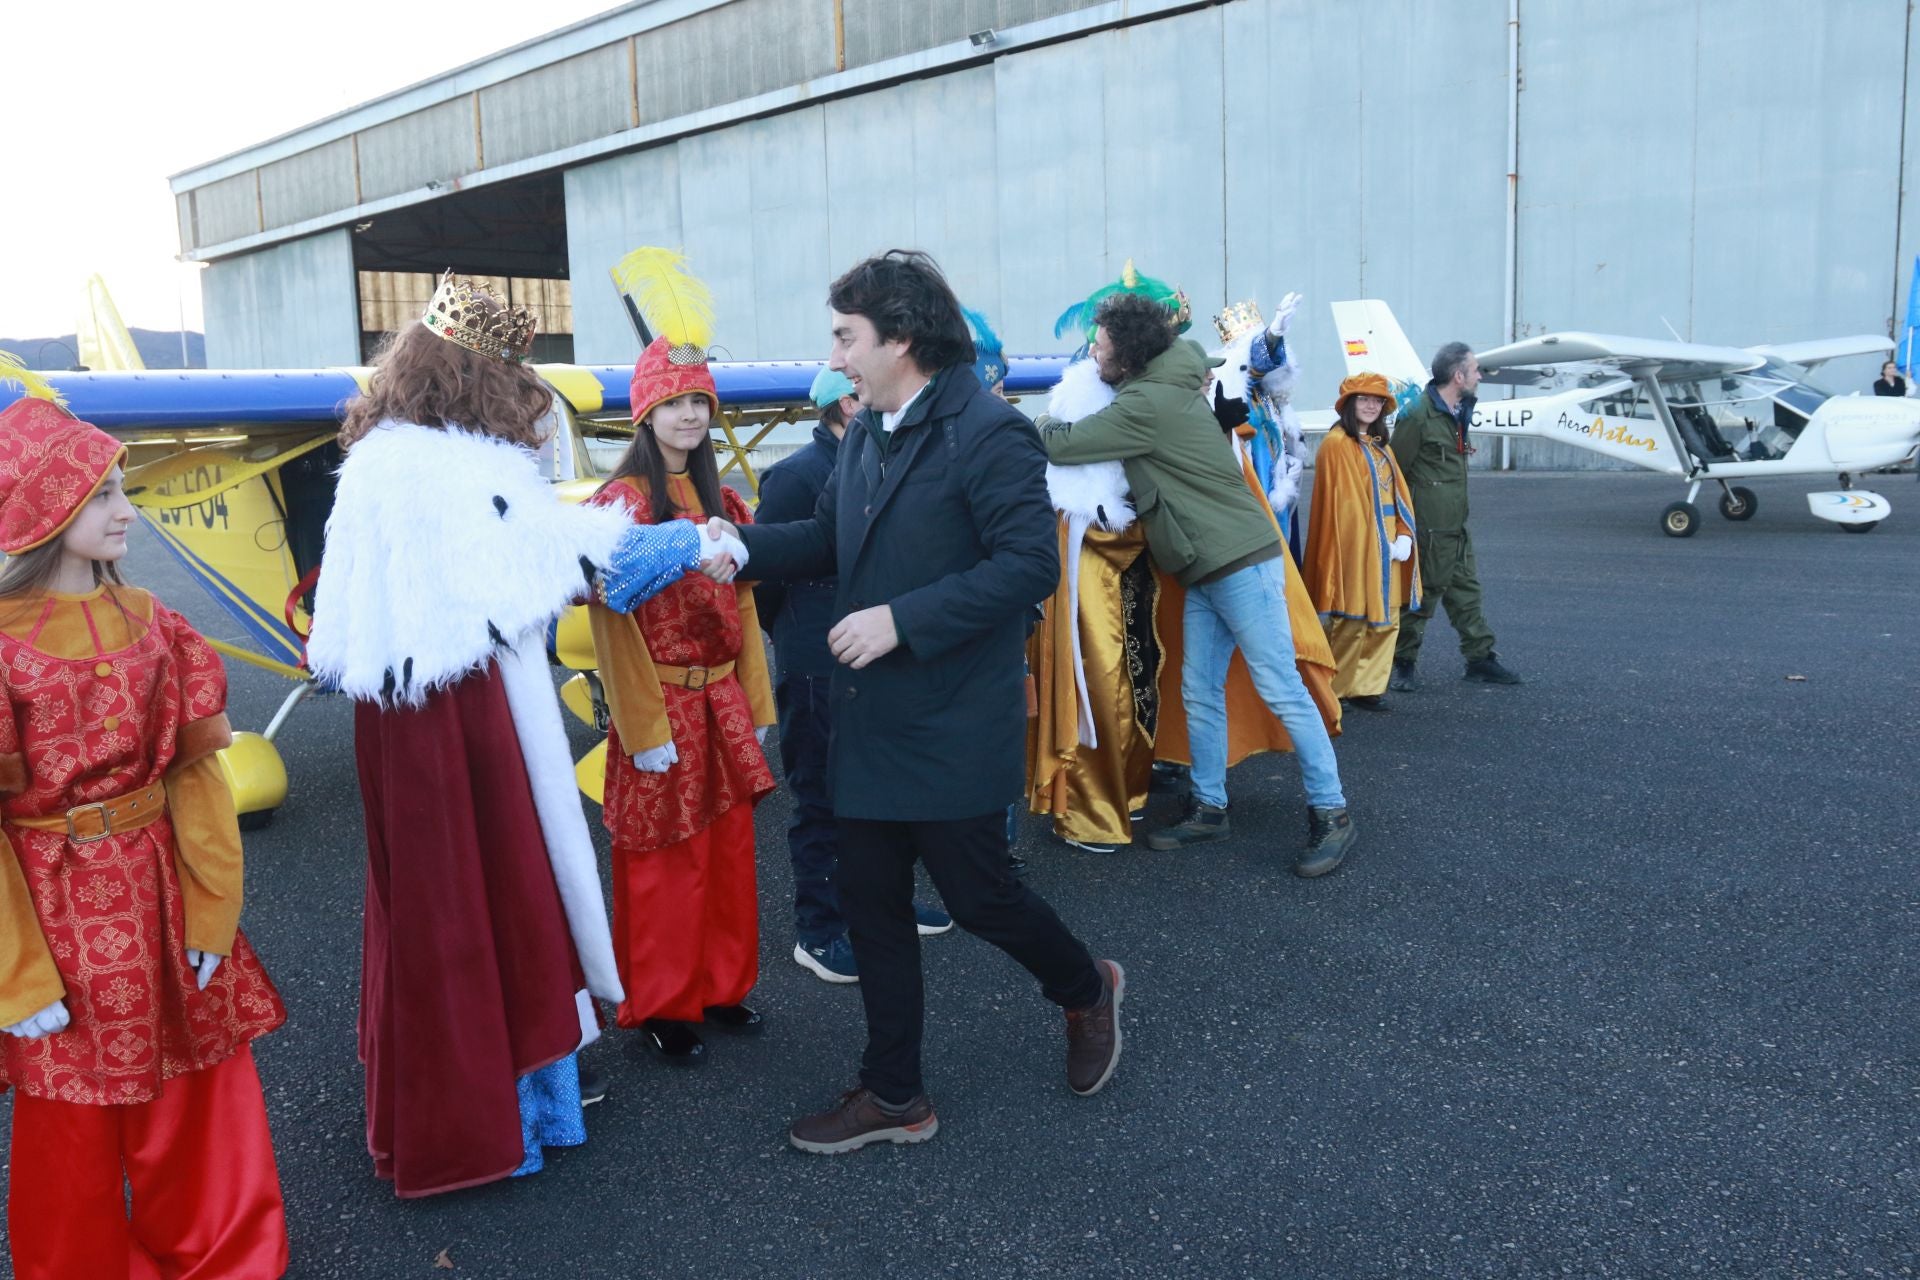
[3,472,1914,1279]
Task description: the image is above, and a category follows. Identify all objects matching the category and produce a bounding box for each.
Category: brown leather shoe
[1065,959,1126,1096]
[788,1087,938,1155]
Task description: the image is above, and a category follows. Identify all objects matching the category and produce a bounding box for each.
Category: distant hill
[0,329,206,371]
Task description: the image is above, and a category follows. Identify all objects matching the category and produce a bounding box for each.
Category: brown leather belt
[655,660,735,691]
[10,780,168,844]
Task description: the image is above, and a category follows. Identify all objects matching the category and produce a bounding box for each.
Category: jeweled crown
[421,270,538,362]
[1214,300,1264,346]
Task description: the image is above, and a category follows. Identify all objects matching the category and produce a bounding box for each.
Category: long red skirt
[612,802,758,1026]
[354,668,588,1197]
[7,1045,287,1280]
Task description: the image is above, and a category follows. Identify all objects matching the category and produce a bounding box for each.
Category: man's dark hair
[1432,341,1474,386]
[827,250,975,374]
[1094,292,1177,382]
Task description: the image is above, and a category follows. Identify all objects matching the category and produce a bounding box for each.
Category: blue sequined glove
[599,520,701,613]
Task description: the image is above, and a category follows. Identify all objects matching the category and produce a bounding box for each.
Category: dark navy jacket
[740,367,1058,822]
[752,422,841,680]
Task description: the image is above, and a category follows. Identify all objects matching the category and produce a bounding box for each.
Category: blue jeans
[1181,558,1346,811]
[776,673,844,945]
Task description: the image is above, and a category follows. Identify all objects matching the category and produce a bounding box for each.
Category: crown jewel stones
[421,271,538,363]
[1213,300,1264,346]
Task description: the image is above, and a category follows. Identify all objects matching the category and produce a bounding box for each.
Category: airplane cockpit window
[1752,358,1832,420]
[1672,367,1819,462]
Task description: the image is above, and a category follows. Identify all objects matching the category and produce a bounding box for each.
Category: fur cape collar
[307,421,631,706]
[1043,358,1134,533]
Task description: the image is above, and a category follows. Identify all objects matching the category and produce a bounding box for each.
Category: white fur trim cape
[307,419,628,1011]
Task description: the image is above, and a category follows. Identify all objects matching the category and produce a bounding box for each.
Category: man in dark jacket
[755,370,953,986]
[702,251,1122,1154]
[1388,342,1522,689]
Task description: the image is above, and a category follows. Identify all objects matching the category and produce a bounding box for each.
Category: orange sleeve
[0,832,65,1026]
[164,755,244,955]
[586,480,673,751]
[722,488,775,727]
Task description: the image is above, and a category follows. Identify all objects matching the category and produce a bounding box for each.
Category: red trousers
[7,1045,287,1280]
[613,802,759,1025]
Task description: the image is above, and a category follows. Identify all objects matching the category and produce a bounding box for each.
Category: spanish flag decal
[1344,339,1369,356]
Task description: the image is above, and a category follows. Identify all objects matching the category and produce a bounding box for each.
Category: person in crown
[304,271,723,1197]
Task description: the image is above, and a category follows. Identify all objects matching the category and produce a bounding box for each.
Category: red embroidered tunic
[587,476,775,850]
[0,587,284,1104]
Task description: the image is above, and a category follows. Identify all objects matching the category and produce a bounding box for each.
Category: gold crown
[1213,300,1264,345]
[421,271,538,362]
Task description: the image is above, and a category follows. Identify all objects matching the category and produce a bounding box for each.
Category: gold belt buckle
[67,801,112,844]
[684,665,709,690]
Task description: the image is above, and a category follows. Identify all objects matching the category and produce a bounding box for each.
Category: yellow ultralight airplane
[2,270,1063,824]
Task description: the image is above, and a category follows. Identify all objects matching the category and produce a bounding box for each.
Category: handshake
[699,518,748,583]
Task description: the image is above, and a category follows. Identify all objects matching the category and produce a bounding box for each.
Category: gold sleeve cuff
[174,712,234,772]
[165,755,244,955]
[0,832,65,1025]
[0,752,25,797]
[587,603,672,751]
[732,585,777,728]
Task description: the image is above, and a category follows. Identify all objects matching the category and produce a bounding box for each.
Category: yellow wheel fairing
[215,731,290,819]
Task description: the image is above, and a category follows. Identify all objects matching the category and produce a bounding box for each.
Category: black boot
[1146,794,1230,851]
[1389,660,1419,692]
[1296,807,1356,878]
[1463,653,1523,685]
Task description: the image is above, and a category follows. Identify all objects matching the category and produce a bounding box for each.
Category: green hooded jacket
[1389,384,1476,531]
[1038,339,1279,586]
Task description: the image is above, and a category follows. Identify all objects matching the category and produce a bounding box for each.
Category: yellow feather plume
[609,246,715,351]
[0,351,68,409]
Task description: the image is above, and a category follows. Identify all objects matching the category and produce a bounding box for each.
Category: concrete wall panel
[636,0,836,126]
[675,129,762,355]
[202,231,360,369]
[746,109,834,360]
[258,139,358,232]
[842,0,1102,69]
[190,171,261,251]
[907,67,1003,325]
[565,146,684,365]
[483,44,633,169]
[357,98,477,202]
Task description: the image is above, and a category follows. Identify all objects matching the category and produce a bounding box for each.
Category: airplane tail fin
[77,275,146,372]
[1330,299,1426,389]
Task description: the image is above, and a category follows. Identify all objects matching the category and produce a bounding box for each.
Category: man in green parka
[1388,342,1523,689]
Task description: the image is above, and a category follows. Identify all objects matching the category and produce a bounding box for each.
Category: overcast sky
[0,0,615,342]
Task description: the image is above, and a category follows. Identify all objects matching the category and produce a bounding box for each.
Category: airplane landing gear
[1662,500,1700,537]
[1718,483,1757,521]
[1841,520,1879,534]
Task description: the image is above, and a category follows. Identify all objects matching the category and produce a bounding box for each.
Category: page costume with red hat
[303,273,704,1196]
[0,379,289,1278]
[1303,372,1421,699]
[588,249,774,1045]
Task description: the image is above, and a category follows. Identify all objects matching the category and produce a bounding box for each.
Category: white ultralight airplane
[1328,300,1920,536]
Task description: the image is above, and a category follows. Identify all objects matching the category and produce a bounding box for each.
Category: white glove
[1390,534,1413,562]
[1269,291,1303,338]
[632,740,679,773]
[185,948,224,990]
[711,528,749,575]
[4,999,70,1039]
[755,726,768,745]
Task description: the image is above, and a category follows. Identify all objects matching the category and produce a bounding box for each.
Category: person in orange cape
[0,379,288,1278]
[588,248,776,1063]
[1303,372,1421,709]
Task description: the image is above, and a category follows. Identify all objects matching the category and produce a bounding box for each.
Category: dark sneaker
[1344,693,1389,713]
[1463,654,1523,685]
[577,1062,608,1107]
[1065,959,1126,1096]
[1389,660,1419,692]
[1059,833,1121,855]
[789,1087,939,1155]
[1296,807,1356,878]
[641,1019,704,1062]
[1146,795,1230,850]
[1149,761,1191,794]
[794,937,859,984]
[914,901,954,935]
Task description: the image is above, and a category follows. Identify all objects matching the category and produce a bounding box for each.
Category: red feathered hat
[0,397,127,554]
[629,335,719,426]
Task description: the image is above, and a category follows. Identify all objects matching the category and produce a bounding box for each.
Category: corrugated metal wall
[201,231,362,369]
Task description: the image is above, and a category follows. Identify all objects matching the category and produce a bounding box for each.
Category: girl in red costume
[0,375,288,1279]
[590,248,776,1062]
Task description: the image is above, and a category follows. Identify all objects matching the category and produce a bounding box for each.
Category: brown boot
[1065,959,1126,1096]
[788,1087,938,1155]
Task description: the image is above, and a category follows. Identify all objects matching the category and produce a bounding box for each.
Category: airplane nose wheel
[1661,500,1700,537]
[1718,484,1757,521]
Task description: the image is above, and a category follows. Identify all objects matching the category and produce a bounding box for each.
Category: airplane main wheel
[1661,501,1700,537]
[237,808,276,832]
[1719,486,1758,520]
[1840,521,1879,534]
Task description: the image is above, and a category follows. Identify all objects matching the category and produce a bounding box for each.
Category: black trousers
[837,812,1104,1105]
